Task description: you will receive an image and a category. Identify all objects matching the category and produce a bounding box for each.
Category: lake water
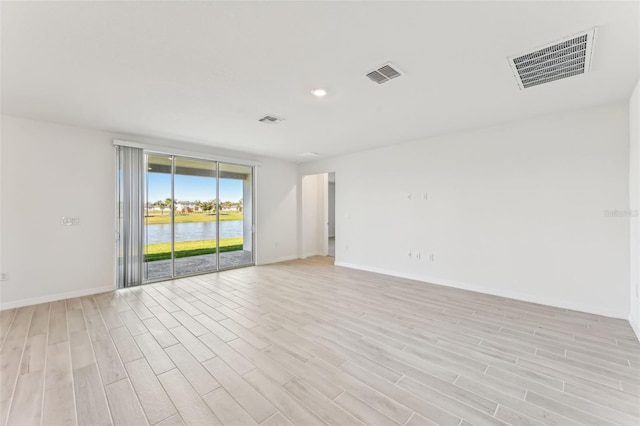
[146,220,243,244]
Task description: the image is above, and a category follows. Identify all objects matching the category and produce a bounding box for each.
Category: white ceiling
[2,1,638,162]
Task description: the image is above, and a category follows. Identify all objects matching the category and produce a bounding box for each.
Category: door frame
[142,152,256,283]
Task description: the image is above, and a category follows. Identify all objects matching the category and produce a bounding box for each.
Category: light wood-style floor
[1,256,639,426]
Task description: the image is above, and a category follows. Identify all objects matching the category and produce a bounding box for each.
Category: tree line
[149,198,243,215]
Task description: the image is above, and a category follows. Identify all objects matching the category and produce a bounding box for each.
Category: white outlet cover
[61,217,80,226]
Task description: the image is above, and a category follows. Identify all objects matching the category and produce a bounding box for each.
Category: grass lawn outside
[145,212,243,225]
[145,237,243,262]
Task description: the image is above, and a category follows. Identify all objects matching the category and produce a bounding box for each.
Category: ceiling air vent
[365,63,402,84]
[258,115,284,124]
[508,28,597,90]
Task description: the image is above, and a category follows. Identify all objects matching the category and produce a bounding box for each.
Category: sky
[147,173,243,203]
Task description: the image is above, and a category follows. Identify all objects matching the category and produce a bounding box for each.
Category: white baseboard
[257,251,325,265]
[303,251,326,258]
[334,261,628,320]
[0,285,115,311]
[630,313,640,342]
[256,254,299,266]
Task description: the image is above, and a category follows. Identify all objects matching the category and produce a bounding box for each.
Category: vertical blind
[115,145,144,288]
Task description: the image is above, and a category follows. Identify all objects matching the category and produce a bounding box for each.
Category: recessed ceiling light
[298,152,320,157]
[311,88,327,97]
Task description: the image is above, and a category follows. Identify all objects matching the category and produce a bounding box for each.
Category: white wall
[629,80,640,338]
[0,115,299,309]
[255,158,299,265]
[300,103,630,319]
[1,116,116,308]
[301,173,327,257]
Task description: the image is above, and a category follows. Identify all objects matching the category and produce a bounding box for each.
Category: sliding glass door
[174,157,218,276]
[219,163,253,269]
[143,154,254,282]
[144,154,173,281]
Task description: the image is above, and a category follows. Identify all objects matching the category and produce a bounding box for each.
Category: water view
[145,220,243,244]
[143,155,254,280]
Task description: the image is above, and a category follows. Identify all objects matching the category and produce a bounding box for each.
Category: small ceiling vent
[258,115,284,124]
[365,63,402,84]
[508,28,597,90]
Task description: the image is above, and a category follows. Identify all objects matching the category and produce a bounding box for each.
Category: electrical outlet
[416,252,421,260]
[429,253,435,262]
[0,273,8,281]
[408,251,412,259]
[422,192,428,200]
[61,217,80,226]
[274,242,279,248]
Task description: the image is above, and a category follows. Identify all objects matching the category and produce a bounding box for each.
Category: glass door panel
[174,157,218,276]
[218,163,253,269]
[144,154,174,281]
[142,154,253,283]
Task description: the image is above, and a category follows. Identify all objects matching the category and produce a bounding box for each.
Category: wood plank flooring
[1,256,639,425]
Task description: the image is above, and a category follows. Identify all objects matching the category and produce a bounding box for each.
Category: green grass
[145,212,243,225]
[144,237,243,262]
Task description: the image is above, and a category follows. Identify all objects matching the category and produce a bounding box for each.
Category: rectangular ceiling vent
[365,63,402,84]
[508,28,597,90]
[258,115,284,124]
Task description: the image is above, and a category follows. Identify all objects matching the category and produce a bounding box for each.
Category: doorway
[328,172,335,257]
[301,172,335,260]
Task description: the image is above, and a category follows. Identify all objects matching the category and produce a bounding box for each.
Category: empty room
[1,1,639,425]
